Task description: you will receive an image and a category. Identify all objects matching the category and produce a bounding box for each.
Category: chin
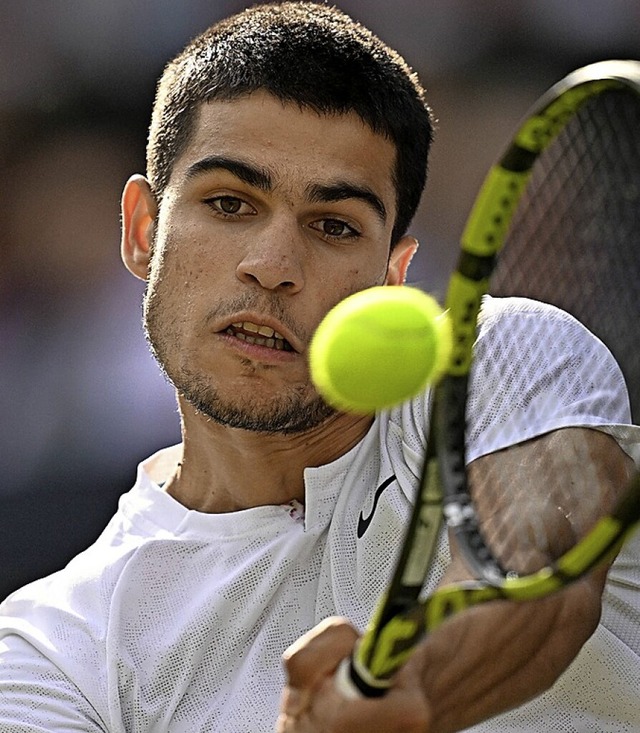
[180,380,335,435]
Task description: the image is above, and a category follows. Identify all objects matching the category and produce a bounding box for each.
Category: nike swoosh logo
[357,475,397,539]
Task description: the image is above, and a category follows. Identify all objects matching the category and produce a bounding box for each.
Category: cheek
[145,246,199,332]
[151,221,212,289]
[340,261,389,291]
[316,265,387,319]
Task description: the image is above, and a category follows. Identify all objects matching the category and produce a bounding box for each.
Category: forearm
[402,573,604,732]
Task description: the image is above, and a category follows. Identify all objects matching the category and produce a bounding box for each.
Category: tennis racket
[337,59,640,698]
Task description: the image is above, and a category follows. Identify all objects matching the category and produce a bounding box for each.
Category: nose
[236,220,305,293]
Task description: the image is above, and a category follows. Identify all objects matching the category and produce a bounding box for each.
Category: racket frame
[340,59,640,699]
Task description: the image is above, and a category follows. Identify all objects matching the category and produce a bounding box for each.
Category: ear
[121,175,158,281]
[385,235,418,285]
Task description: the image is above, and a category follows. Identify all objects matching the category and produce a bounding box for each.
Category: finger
[277,680,430,733]
[278,618,360,728]
[279,618,431,733]
[280,675,430,733]
[283,616,359,691]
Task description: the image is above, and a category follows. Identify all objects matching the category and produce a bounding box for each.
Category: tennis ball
[309,286,452,414]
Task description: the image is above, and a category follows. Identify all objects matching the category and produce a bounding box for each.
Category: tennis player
[1,4,638,732]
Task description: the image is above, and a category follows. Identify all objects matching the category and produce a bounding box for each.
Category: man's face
[138,91,414,433]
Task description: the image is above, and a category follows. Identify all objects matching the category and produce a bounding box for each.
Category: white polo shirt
[1,297,638,732]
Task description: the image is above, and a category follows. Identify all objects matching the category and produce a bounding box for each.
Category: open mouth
[225,321,294,352]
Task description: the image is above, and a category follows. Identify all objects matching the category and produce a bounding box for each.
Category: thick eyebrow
[184,155,272,191]
[306,181,387,224]
[184,157,387,224]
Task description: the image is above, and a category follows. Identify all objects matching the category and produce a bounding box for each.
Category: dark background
[2,0,640,600]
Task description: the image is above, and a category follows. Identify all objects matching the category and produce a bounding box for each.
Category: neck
[163,402,373,513]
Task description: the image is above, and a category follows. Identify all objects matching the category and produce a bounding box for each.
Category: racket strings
[491,89,640,420]
[459,88,640,580]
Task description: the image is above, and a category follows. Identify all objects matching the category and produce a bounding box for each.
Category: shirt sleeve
[0,634,106,732]
[466,296,635,462]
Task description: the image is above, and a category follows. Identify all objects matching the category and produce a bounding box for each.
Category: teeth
[226,324,291,351]
[231,321,285,340]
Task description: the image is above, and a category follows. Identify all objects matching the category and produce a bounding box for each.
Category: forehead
[169,91,398,202]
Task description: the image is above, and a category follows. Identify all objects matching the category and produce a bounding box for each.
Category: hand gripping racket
[337,59,640,698]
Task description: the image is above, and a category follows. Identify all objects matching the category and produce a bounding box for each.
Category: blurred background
[2,0,639,600]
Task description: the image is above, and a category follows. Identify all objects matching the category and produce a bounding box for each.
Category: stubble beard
[142,284,336,435]
[170,367,335,434]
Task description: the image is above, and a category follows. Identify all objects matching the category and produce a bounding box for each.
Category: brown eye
[204,195,255,217]
[217,196,242,214]
[310,218,360,241]
[323,219,348,237]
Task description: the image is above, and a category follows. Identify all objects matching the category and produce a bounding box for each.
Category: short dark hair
[147,1,434,245]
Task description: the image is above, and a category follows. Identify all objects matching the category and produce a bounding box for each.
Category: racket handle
[334,654,392,699]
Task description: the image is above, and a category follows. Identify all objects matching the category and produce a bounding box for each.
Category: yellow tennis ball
[309,286,452,414]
